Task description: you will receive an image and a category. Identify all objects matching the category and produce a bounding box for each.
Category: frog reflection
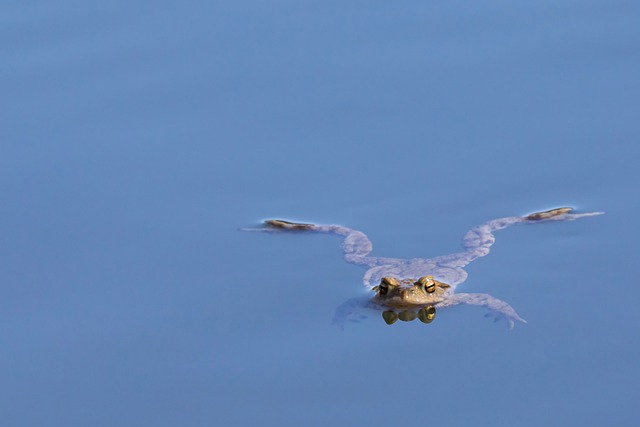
[382,305,437,325]
[245,207,602,329]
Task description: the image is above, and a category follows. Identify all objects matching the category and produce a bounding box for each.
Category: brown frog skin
[247,207,603,328]
[372,276,450,307]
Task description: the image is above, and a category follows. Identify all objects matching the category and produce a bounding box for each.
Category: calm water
[2,1,639,426]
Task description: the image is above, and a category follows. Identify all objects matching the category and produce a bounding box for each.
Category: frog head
[373,275,450,307]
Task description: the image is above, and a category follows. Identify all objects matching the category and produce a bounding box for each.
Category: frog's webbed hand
[437,293,526,330]
[435,207,604,270]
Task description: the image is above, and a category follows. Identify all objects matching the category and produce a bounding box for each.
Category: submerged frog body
[249,208,603,328]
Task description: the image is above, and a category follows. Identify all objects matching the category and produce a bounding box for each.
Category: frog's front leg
[331,296,380,329]
[437,293,526,329]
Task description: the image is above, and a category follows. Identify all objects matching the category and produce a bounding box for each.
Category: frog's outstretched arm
[434,207,604,270]
[437,292,526,329]
[248,219,390,268]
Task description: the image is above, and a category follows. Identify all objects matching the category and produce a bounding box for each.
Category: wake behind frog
[247,207,603,328]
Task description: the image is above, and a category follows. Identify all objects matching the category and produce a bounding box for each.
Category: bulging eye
[379,277,396,295]
[415,276,436,293]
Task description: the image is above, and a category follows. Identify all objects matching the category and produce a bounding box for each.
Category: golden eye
[415,276,436,293]
[379,277,396,295]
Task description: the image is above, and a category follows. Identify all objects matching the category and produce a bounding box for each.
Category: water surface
[2,1,639,426]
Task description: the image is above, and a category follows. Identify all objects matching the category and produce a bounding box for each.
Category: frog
[246,207,603,328]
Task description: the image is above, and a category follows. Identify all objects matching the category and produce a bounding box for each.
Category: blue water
[2,1,639,425]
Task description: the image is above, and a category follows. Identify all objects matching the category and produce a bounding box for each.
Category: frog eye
[378,277,397,295]
[415,276,436,293]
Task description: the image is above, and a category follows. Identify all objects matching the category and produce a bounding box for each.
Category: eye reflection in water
[382,305,436,325]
